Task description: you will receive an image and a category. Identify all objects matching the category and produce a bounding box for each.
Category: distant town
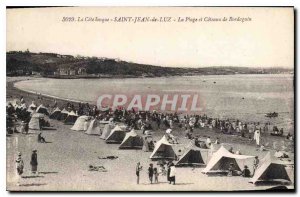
[7,50,293,78]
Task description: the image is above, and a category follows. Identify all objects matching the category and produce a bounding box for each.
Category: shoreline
[7,77,294,152]
[7,77,84,109]
[10,76,294,133]
[6,77,295,191]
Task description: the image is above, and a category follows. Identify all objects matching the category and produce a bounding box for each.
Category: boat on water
[265,112,278,118]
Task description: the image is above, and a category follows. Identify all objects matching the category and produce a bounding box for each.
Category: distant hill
[6,51,293,77]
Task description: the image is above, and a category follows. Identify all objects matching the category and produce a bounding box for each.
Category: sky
[6,7,294,68]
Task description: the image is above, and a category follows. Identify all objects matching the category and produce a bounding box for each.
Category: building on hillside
[57,68,77,76]
[78,67,87,75]
[31,71,41,75]
[58,68,69,75]
[69,69,76,75]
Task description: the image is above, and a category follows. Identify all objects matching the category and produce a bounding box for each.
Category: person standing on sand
[148,163,154,184]
[16,152,24,176]
[241,165,251,177]
[169,163,176,185]
[142,136,150,152]
[153,167,159,183]
[254,129,260,146]
[136,162,142,184]
[20,121,25,134]
[84,119,89,131]
[30,150,38,174]
[253,156,259,176]
[24,122,29,134]
[167,162,171,183]
[15,152,24,186]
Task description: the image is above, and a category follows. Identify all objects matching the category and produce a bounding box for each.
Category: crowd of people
[136,161,176,185]
[6,95,294,185]
[7,95,294,143]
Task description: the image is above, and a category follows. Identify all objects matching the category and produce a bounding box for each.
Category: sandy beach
[6,77,294,191]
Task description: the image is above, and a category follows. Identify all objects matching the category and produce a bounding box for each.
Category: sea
[13,74,294,134]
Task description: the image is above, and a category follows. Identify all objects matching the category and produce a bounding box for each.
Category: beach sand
[6,77,294,191]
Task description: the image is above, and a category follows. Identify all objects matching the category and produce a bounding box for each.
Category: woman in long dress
[169,164,176,185]
[254,130,260,146]
[30,150,38,174]
[142,136,149,152]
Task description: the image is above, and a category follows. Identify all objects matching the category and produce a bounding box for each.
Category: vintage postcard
[6,7,294,191]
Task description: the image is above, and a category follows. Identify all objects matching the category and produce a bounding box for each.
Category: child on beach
[135,162,142,184]
[153,167,159,183]
[148,163,154,184]
[160,165,166,176]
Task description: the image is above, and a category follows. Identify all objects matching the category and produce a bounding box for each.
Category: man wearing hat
[241,165,251,177]
[30,150,38,174]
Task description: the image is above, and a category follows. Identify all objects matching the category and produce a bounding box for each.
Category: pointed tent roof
[250,152,291,184]
[36,104,49,115]
[85,119,101,135]
[36,104,46,109]
[176,145,207,166]
[52,107,61,112]
[149,135,176,160]
[29,102,37,109]
[119,129,143,149]
[105,125,126,143]
[61,108,69,114]
[202,146,255,173]
[111,125,123,133]
[68,110,78,116]
[64,110,78,124]
[49,107,62,119]
[71,115,90,131]
[100,123,114,139]
[20,103,27,110]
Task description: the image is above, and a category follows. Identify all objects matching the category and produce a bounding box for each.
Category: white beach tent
[29,113,45,130]
[36,104,48,114]
[176,145,207,167]
[100,123,114,139]
[119,129,143,149]
[71,115,90,131]
[60,108,69,120]
[28,102,37,110]
[36,104,49,115]
[85,118,101,135]
[49,107,61,120]
[250,152,291,184]
[64,110,78,125]
[11,99,20,110]
[202,146,255,174]
[149,135,176,160]
[105,125,126,143]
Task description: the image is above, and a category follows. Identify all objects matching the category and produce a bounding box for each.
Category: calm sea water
[14,74,294,133]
